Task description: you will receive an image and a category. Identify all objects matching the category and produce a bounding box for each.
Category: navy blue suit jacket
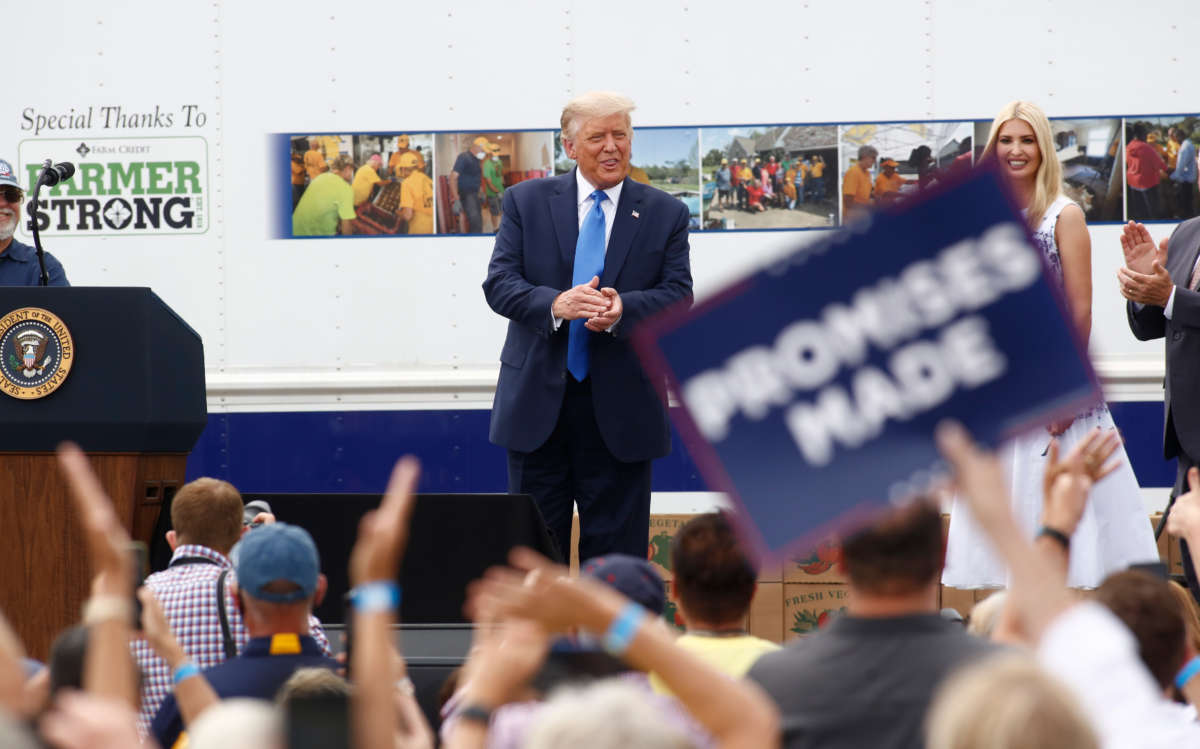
[483,170,693,462]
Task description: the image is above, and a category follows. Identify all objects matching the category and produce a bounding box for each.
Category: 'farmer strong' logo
[19,136,208,236]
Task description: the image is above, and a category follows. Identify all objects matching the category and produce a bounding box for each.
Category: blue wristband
[172,661,200,686]
[1175,655,1200,691]
[352,581,401,613]
[602,602,646,656]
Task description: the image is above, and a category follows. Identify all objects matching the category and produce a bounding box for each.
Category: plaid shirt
[132,544,332,735]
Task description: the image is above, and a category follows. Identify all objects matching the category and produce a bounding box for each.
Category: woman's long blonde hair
[981,100,1062,229]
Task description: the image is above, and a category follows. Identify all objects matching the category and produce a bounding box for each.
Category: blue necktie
[567,189,608,381]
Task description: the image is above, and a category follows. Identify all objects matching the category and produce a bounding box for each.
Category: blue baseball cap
[0,160,21,190]
[581,554,665,615]
[234,523,320,603]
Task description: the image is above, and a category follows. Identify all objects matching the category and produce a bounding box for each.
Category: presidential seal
[0,308,73,400]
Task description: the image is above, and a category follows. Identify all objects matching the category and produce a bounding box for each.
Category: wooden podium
[0,289,206,660]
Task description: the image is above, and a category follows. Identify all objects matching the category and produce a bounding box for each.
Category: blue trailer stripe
[186,401,1176,493]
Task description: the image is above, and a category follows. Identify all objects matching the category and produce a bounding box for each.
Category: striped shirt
[132,544,331,735]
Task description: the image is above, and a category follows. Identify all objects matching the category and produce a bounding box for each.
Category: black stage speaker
[245,493,558,625]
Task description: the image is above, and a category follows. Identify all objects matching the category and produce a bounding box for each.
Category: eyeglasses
[0,186,23,204]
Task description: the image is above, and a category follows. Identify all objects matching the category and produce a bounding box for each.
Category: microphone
[29,159,75,286]
[37,161,75,187]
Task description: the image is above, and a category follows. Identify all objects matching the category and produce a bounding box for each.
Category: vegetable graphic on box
[791,540,841,576]
[790,606,847,635]
[662,599,686,631]
[649,531,673,570]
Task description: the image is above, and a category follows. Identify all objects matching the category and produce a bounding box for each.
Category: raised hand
[1041,427,1122,505]
[57,444,132,596]
[1166,467,1200,544]
[349,456,420,587]
[1120,221,1160,274]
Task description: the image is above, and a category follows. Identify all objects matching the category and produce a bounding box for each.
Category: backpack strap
[216,569,237,659]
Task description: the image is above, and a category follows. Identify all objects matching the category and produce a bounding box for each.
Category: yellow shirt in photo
[874,172,907,197]
[320,135,342,161]
[843,164,873,205]
[400,171,435,234]
[304,149,327,179]
[352,165,382,206]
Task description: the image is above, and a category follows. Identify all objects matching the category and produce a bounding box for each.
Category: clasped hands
[553,276,622,332]
[1118,221,1173,306]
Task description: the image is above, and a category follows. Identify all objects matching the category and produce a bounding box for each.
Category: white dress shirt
[1038,603,1200,748]
[1164,250,1200,317]
[575,168,623,249]
[550,169,624,331]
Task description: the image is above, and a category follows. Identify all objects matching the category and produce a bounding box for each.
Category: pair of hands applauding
[553,276,623,332]
[1118,221,1173,307]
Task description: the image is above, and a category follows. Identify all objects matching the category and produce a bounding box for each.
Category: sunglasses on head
[0,186,23,204]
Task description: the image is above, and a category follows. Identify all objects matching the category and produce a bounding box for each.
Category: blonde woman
[925,655,1099,749]
[943,101,1159,589]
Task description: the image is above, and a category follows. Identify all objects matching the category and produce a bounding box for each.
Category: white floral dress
[942,195,1160,588]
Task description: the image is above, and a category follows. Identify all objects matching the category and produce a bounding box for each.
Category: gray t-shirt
[748,613,1001,749]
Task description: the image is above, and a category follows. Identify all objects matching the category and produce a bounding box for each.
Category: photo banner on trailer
[633,166,1101,558]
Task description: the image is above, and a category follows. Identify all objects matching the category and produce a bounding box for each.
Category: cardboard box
[975,588,1002,604]
[1147,512,1184,575]
[783,538,843,584]
[648,514,693,581]
[660,580,687,632]
[940,586,976,619]
[648,513,782,583]
[782,583,849,641]
[749,582,784,643]
[1151,513,1169,566]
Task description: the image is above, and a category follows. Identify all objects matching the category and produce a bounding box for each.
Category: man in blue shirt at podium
[0,158,68,286]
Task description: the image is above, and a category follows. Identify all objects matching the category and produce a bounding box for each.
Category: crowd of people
[1126,124,1200,221]
[7,91,1200,749]
[710,154,828,214]
[841,141,972,220]
[2,417,1200,748]
[291,135,434,236]
[448,136,506,234]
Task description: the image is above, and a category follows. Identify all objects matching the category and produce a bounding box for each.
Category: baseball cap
[721,158,728,164]
[234,522,320,603]
[581,554,665,615]
[0,160,22,191]
[473,136,491,148]
[881,158,899,168]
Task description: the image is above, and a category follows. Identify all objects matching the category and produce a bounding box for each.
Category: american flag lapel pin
[632,210,640,218]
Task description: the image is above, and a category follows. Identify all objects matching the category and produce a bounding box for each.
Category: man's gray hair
[187,699,281,749]
[525,680,692,749]
[560,91,636,142]
[858,145,879,160]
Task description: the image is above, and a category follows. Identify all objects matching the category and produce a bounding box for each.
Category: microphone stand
[28,158,51,286]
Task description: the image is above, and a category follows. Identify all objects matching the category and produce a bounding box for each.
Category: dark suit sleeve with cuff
[483,189,561,337]
[1128,299,1167,341]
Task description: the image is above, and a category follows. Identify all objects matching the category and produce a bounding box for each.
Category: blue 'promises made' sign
[634,167,1099,556]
